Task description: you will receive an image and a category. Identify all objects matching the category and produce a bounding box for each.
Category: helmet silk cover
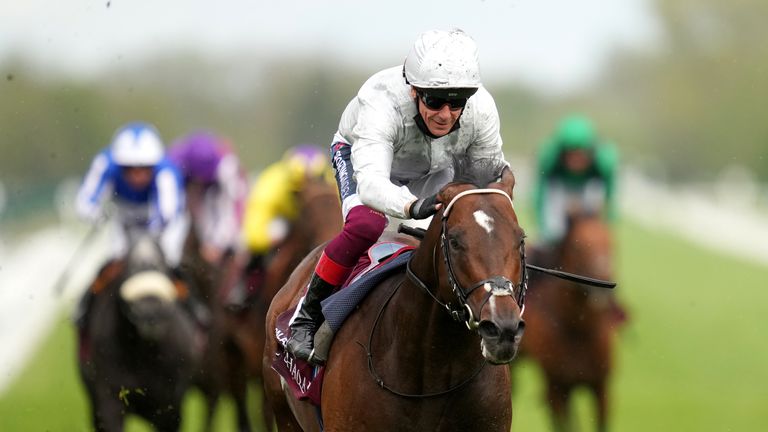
[111,122,164,167]
[404,29,481,90]
[169,131,223,183]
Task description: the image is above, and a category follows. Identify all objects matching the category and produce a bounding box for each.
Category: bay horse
[519,212,619,432]
[180,179,254,432]
[230,172,342,430]
[78,232,201,432]
[264,160,526,431]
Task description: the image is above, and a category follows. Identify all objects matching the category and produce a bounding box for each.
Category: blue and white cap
[111,122,164,167]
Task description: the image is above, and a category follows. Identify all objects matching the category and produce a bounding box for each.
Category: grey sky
[1,0,660,93]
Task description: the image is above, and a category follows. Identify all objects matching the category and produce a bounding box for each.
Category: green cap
[555,115,596,150]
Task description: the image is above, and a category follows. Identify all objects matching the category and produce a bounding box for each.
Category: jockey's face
[562,149,593,174]
[121,166,154,189]
[412,88,463,137]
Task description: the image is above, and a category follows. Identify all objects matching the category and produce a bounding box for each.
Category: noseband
[407,188,529,329]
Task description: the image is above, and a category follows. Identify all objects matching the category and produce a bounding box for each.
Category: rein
[359,188,520,398]
[411,188,527,329]
[358,281,487,399]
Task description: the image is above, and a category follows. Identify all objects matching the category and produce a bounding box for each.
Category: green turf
[0,316,261,431]
[0,220,766,431]
[511,221,768,431]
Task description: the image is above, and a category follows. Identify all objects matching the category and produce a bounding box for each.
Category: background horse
[264,161,526,431]
[519,211,620,432]
[230,172,342,430]
[78,233,200,432]
[178,209,255,432]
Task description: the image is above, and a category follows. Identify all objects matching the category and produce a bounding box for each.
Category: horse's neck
[111,294,145,348]
[395,242,482,366]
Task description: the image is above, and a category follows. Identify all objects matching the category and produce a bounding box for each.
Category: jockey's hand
[83,207,108,225]
[408,194,440,220]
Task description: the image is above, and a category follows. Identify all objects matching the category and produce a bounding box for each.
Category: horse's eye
[448,236,463,250]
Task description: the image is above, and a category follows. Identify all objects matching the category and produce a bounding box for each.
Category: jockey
[168,130,248,264]
[286,29,510,364]
[241,144,335,302]
[533,115,618,244]
[73,122,186,328]
[76,121,186,265]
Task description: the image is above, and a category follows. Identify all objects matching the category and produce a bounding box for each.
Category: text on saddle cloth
[271,242,414,406]
[272,309,324,406]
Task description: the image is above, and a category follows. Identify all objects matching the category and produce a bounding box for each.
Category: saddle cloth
[271,242,414,406]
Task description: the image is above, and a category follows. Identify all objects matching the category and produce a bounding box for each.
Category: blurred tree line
[0,0,765,219]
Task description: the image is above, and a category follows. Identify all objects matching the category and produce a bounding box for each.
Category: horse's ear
[490,166,515,199]
[438,182,469,207]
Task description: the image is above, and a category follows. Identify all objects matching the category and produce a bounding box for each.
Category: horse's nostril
[517,320,526,333]
[478,321,500,339]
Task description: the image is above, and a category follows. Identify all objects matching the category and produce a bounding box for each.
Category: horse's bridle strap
[439,187,526,328]
[442,188,513,218]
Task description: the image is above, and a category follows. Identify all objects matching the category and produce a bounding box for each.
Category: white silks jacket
[335,65,507,220]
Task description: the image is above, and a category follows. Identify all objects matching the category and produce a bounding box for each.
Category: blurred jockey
[168,130,248,265]
[241,144,335,303]
[73,122,187,329]
[533,115,618,244]
[285,29,511,364]
[76,122,186,265]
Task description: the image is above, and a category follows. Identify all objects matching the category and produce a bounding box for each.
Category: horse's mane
[451,156,508,187]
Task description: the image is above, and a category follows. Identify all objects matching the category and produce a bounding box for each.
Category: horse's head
[119,270,180,340]
[421,159,526,364]
[561,212,614,293]
[118,233,180,340]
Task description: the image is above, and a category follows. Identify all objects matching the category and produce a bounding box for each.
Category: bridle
[362,187,527,398]
[406,188,529,329]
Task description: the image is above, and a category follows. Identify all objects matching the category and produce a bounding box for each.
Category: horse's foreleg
[202,390,219,432]
[546,380,573,432]
[592,381,609,432]
[230,373,252,432]
[259,380,276,432]
[152,408,182,432]
[263,366,304,432]
[91,397,125,432]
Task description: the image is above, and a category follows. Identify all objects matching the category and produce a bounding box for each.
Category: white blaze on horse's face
[484,281,513,296]
[473,210,494,234]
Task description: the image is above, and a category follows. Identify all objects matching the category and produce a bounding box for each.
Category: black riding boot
[286,272,335,364]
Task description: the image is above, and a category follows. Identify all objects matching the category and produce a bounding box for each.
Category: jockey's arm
[533,140,561,229]
[75,151,113,223]
[352,138,418,220]
[243,165,294,254]
[154,166,185,227]
[596,143,619,222]
[465,88,507,167]
[208,154,248,250]
[349,101,418,220]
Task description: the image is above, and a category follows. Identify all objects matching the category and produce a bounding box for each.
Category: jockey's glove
[408,194,440,220]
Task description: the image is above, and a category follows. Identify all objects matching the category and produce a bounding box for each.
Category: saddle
[271,241,414,406]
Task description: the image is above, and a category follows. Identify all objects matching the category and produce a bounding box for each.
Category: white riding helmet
[111,122,164,167]
[404,29,481,90]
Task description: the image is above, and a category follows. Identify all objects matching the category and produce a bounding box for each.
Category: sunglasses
[417,91,469,111]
